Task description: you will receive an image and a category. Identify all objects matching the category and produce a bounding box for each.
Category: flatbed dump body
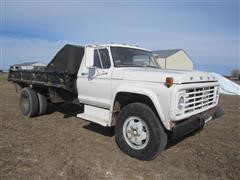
[8,44,85,101]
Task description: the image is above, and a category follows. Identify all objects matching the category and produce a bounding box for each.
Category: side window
[94,50,102,68]
[93,49,111,69]
[99,49,111,68]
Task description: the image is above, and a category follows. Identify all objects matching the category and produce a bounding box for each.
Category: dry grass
[0,75,239,179]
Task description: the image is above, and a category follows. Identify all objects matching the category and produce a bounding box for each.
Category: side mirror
[85,47,94,68]
[86,58,94,68]
[88,67,97,80]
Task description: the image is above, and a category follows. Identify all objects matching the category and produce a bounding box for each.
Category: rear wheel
[115,103,168,160]
[20,87,39,117]
[37,92,47,115]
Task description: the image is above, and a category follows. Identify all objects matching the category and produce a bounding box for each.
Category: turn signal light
[166,77,173,88]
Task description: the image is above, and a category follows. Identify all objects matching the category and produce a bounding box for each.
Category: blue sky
[1,0,239,75]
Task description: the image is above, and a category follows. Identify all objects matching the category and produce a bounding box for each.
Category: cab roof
[86,43,151,52]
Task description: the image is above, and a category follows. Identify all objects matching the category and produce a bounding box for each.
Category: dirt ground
[0,74,239,180]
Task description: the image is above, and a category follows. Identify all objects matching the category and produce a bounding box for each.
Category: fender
[110,83,171,130]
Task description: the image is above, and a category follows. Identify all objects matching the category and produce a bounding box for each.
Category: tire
[37,92,47,115]
[20,87,39,117]
[115,103,168,160]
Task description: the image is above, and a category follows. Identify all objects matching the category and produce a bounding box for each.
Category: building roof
[13,61,46,67]
[152,49,182,58]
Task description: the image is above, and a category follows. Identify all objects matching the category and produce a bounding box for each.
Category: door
[77,47,112,109]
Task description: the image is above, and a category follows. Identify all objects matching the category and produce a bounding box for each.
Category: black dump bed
[46,44,84,74]
[8,44,85,97]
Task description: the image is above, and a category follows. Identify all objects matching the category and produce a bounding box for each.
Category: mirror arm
[88,66,97,80]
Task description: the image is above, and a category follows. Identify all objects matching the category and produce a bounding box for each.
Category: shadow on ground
[83,123,115,137]
[46,102,84,118]
[44,102,225,144]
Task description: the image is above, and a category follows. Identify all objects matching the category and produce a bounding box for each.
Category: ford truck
[8,44,220,160]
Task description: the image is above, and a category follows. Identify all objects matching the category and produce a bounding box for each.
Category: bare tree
[231,69,240,79]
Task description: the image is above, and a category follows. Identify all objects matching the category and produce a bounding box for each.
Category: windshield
[111,47,159,68]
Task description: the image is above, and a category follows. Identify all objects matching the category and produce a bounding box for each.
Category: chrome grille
[184,86,216,114]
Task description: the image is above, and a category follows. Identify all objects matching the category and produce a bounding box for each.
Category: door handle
[98,70,108,76]
[101,71,108,75]
[81,72,88,76]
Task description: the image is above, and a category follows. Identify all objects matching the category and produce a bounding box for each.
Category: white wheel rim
[21,94,30,113]
[123,116,150,150]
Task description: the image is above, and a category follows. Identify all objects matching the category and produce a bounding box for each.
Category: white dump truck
[8,44,221,160]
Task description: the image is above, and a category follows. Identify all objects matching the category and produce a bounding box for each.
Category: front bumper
[171,105,223,139]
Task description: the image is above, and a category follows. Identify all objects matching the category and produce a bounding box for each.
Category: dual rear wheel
[20,87,47,117]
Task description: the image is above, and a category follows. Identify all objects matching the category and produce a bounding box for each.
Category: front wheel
[115,103,168,160]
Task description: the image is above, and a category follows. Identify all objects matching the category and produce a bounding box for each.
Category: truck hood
[112,68,217,84]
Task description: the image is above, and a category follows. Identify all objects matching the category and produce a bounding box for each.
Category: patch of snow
[210,73,240,96]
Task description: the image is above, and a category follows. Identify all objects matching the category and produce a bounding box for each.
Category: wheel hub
[123,116,149,150]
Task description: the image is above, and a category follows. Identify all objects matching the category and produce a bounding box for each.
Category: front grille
[184,86,216,114]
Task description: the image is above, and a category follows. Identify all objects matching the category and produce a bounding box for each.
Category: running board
[76,105,111,127]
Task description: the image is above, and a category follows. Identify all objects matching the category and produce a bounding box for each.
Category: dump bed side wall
[8,70,77,93]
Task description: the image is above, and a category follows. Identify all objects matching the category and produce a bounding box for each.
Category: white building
[11,62,46,70]
[153,49,193,70]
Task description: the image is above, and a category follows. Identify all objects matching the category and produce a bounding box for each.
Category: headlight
[178,96,185,111]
